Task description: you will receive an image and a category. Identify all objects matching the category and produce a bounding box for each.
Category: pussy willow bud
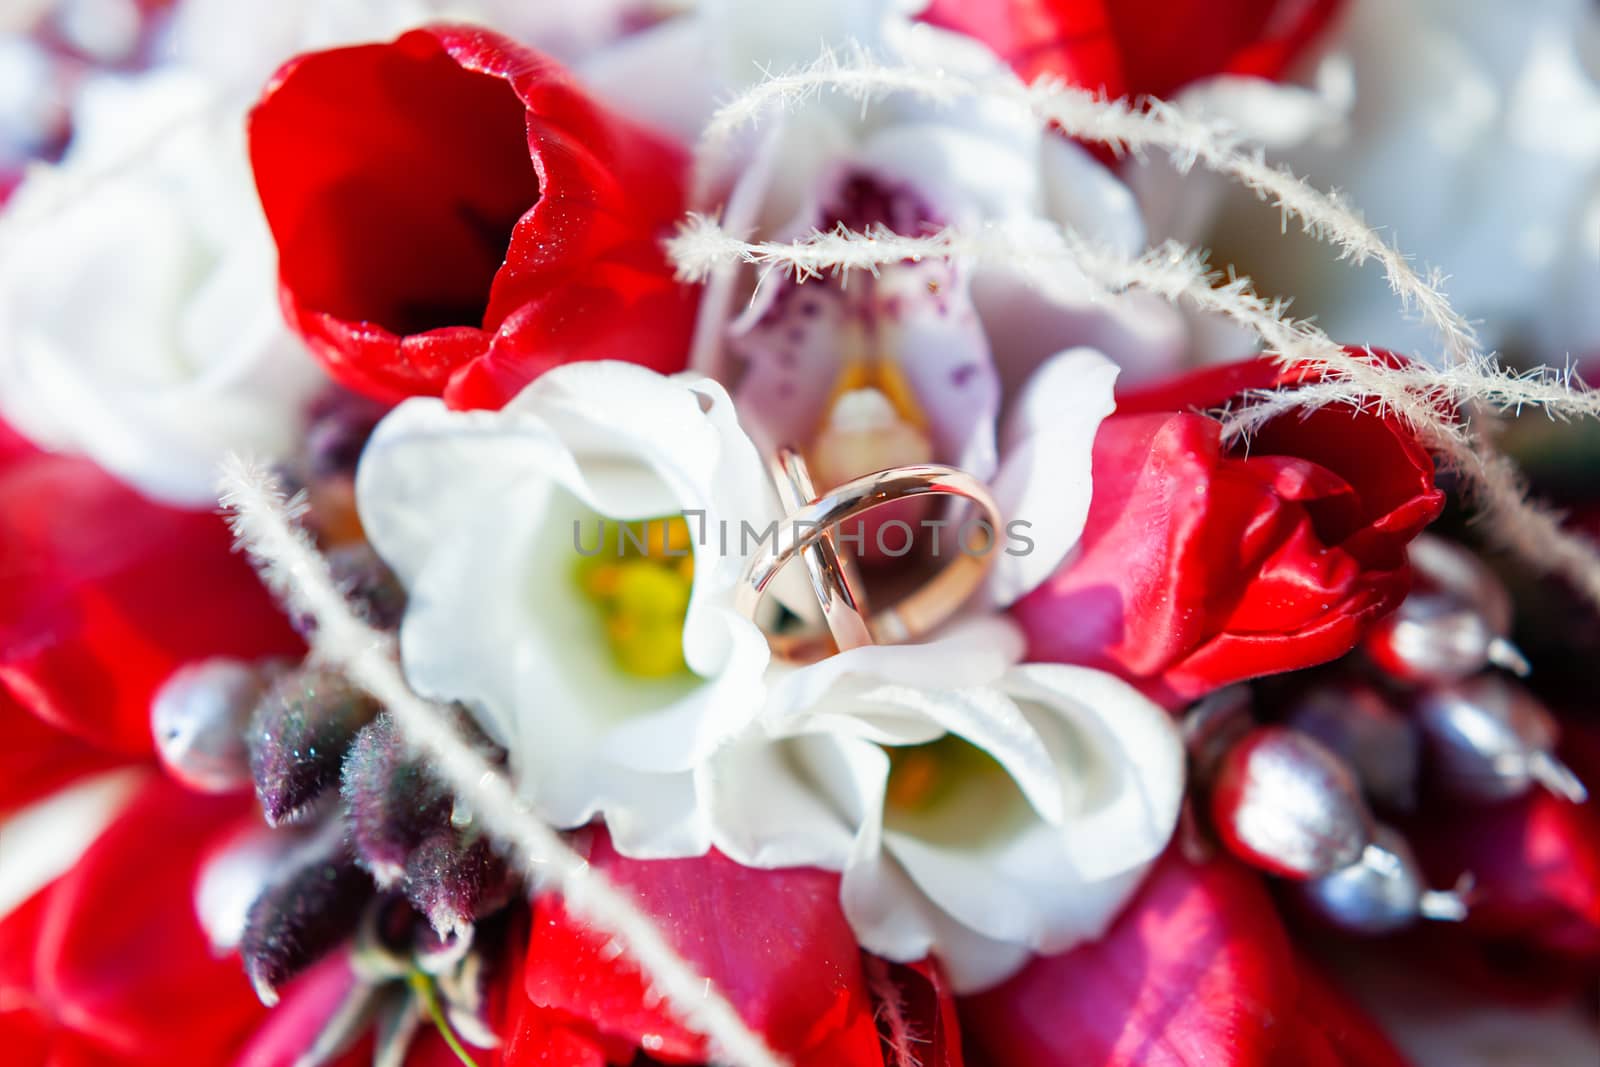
[1414,675,1589,804]
[248,666,380,826]
[152,658,277,793]
[1285,681,1420,812]
[1363,534,1530,684]
[1294,824,1469,935]
[342,714,451,887]
[403,829,514,941]
[1210,726,1373,880]
[240,832,372,1005]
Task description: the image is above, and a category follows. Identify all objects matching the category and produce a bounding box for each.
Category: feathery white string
[865,956,923,1067]
[217,458,789,1067]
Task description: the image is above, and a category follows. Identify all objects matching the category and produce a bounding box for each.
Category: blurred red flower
[919,0,1345,100]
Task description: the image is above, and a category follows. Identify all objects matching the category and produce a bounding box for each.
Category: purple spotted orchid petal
[730,170,1003,483]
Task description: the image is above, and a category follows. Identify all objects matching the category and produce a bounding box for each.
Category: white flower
[1204,0,1600,363]
[707,618,1185,992]
[0,70,324,506]
[355,361,778,858]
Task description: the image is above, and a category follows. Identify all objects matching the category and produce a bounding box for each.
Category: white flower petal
[762,616,1025,738]
[986,347,1120,605]
[1004,664,1187,881]
[705,732,861,870]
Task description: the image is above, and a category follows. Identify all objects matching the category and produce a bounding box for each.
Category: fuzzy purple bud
[249,667,380,826]
[240,836,373,1005]
[341,715,451,887]
[403,830,514,940]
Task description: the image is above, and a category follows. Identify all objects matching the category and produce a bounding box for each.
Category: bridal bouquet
[3,1,1598,1065]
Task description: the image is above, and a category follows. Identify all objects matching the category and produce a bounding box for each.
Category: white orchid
[355,361,778,858]
[707,618,1186,993]
[0,70,324,506]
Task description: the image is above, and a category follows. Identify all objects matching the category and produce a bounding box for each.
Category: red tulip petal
[961,849,1299,1067]
[502,999,609,1067]
[523,830,881,1067]
[32,776,266,1062]
[0,424,302,757]
[0,692,123,817]
[250,24,696,408]
[0,1009,51,1067]
[443,256,699,412]
[920,0,1344,100]
[0,887,52,1009]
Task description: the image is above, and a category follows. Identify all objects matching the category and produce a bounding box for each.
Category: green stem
[407,972,480,1067]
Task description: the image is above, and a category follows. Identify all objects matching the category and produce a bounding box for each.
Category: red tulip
[0,420,302,759]
[511,829,883,1067]
[1013,356,1443,706]
[249,25,698,411]
[919,0,1345,100]
[962,847,1405,1066]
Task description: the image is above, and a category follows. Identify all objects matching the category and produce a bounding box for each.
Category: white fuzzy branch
[217,459,788,1067]
[865,956,923,1067]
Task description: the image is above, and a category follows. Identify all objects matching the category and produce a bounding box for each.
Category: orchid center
[809,385,933,490]
[574,517,694,679]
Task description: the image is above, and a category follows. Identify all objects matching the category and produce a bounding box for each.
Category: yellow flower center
[884,734,1008,813]
[575,517,694,679]
[883,734,1034,850]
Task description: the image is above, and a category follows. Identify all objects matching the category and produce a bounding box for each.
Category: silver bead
[151,657,273,793]
[1210,726,1373,880]
[1295,824,1469,935]
[1284,681,1420,811]
[1363,534,1531,684]
[1413,675,1589,804]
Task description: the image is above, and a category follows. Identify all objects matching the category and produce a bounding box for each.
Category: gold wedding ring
[738,447,1002,657]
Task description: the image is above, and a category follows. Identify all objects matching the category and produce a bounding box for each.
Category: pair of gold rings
[735,447,1002,657]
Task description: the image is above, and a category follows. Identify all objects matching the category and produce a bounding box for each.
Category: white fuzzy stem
[217,459,788,1067]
